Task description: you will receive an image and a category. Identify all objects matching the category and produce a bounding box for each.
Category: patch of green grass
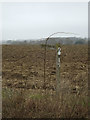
[29,94,44,99]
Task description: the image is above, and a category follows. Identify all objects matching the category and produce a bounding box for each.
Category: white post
[56,47,61,95]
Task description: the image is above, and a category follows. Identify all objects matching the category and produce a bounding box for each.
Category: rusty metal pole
[44,38,48,89]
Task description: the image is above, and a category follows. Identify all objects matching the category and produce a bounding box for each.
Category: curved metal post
[43,32,79,89]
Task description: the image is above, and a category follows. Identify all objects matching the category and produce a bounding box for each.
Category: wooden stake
[56,47,61,95]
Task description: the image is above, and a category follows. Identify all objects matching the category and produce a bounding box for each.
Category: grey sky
[2,2,88,41]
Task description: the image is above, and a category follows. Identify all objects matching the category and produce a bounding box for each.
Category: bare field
[2,44,88,118]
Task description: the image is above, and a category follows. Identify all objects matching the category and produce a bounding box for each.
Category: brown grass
[2,87,88,118]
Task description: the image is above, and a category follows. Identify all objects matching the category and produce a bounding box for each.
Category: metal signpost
[56,47,61,95]
[44,32,78,95]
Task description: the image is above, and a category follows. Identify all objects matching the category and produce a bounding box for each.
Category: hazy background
[2,2,88,41]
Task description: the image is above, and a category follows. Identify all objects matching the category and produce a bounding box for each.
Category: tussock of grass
[2,88,88,118]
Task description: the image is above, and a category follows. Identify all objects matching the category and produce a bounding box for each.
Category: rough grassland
[2,44,88,118]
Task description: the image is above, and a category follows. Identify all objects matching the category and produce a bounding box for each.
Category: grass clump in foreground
[2,87,88,118]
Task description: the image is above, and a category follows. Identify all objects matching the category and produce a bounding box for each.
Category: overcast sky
[2,2,88,41]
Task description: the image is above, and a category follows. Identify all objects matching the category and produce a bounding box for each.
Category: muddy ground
[2,45,88,92]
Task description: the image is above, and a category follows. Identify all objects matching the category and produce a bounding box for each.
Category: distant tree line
[4,37,88,45]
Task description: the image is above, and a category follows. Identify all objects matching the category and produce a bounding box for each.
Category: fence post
[43,32,78,95]
[56,47,61,95]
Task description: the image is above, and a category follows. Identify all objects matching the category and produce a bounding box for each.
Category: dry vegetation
[2,44,88,118]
